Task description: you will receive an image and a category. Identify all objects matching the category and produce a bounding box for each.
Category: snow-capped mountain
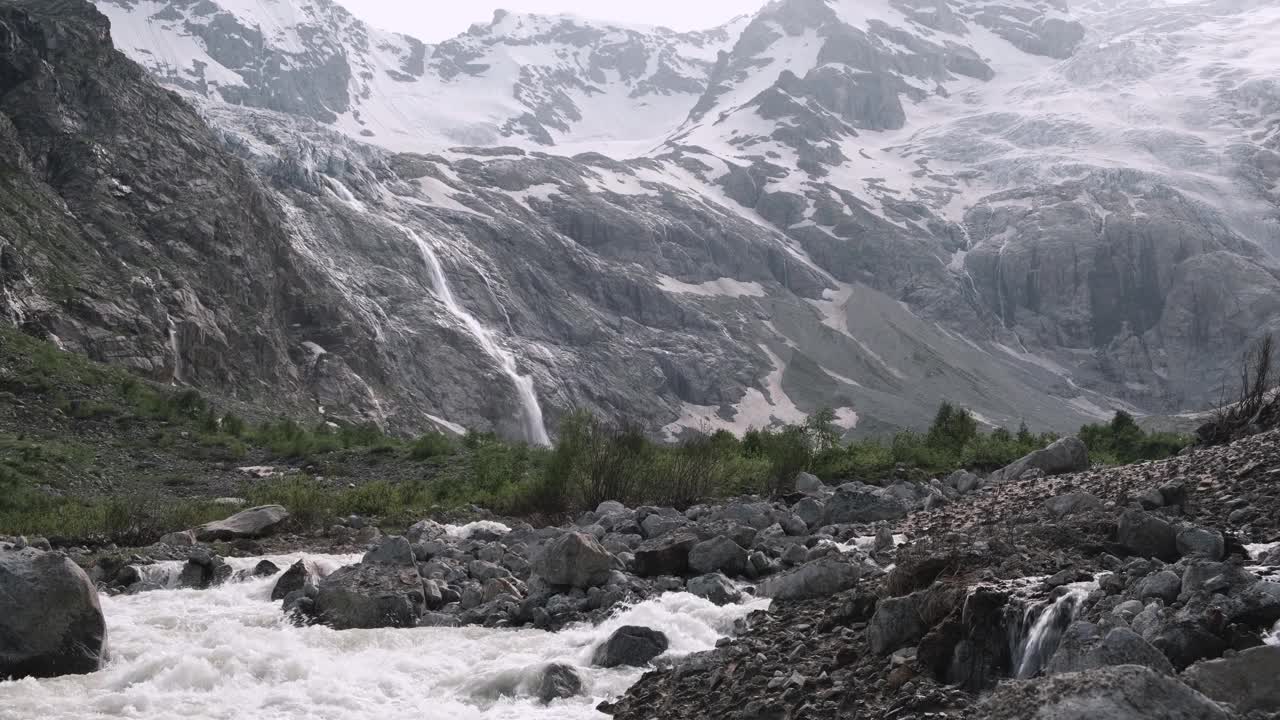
[5,0,1278,442]
[98,0,747,153]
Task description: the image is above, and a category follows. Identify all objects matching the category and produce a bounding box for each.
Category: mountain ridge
[3,0,1278,444]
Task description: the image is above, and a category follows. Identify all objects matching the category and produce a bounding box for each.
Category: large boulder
[758,558,864,601]
[533,532,613,588]
[633,532,699,577]
[177,549,232,589]
[988,437,1089,484]
[1043,623,1174,676]
[1175,527,1224,561]
[868,594,926,655]
[823,487,909,524]
[686,573,743,606]
[362,536,416,566]
[313,562,425,629]
[974,665,1230,720]
[687,536,748,576]
[272,560,320,601]
[794,472,823,492]
[592,626,669,668]
[195,505,290,541]
[1117,509,1179,561]
[0,548,108,678]
[536,663,583,704]
[1183,645,1280,714]
[1043,492,1104,519]
[1136,571,1182,604]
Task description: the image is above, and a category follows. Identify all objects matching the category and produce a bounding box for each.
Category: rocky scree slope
[601,429,1280,719]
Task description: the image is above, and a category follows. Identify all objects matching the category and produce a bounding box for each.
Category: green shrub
[1080,411,1189,465]
[410,431,455,460]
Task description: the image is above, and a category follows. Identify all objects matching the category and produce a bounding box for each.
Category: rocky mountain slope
[3,0,1278,442]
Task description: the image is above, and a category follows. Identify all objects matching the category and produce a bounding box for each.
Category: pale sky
[336,0,762,41]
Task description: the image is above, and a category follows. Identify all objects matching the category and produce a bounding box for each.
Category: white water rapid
[0,553,764,720]
[401,225,550,446]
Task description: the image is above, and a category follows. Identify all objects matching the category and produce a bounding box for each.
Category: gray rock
[156,530,196,547]
[536,663,583,704]
[793,497,824,529]
[405,520,448,544]
[988,437,1089,484]
[974,665,1229,720]
[533,532,613,588]
[1175,527,1224,561]
[823,487,909,524]
[1183,645,1280,714]
[178,550,232,589]
[641,513,687,539]
[270,558,317,602]
[1137,571,1181,604]
[592,626,669,668]
[634,533,698,577]
[195,505,290,541]
[686,573,743,606]
[362,536,416,566]
[708,503,774,530]
[0,548,108,679]
[1043,492,1104,519]
[595,501,627,515]
[687,536,748,576]
[1044,623,1174,676]
[758,558,864,601]
[794,472,822,492]
[868,594,926,655]
[1118,509,1179,561]
[313,562,425,629]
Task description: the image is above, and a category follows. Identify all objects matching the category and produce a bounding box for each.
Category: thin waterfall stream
[400,224,550,446]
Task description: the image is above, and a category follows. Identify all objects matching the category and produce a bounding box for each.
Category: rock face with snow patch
[6,0,1279,442]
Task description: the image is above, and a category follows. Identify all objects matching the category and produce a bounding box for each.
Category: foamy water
[0,554,767,720]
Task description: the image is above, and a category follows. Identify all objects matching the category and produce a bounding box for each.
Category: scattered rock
[1043,624,1174,676]
[975,665,1230,719]
[592,626,670,668]
[536,663,583,704]
[534,532,613,588]
[758,558,864,601]
[687,573,743,606]
[633,533,698,577]
[688,536,748,576]
[1117,509,1179,561]
[1182,645,1280,714]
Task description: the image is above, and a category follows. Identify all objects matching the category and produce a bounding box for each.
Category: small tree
[1201,334,1279,445]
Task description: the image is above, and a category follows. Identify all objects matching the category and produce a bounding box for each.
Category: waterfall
[166,314,184,385]
[1008,585,1089,679]
[400,225,550,446]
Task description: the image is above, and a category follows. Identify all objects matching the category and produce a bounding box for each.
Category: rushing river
[0,553,767,720]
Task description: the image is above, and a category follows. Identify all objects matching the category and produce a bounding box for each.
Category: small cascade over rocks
[1007,583,1093,679]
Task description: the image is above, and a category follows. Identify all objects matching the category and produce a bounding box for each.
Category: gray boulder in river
[195,505,290,541]
[0,548,108,679]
